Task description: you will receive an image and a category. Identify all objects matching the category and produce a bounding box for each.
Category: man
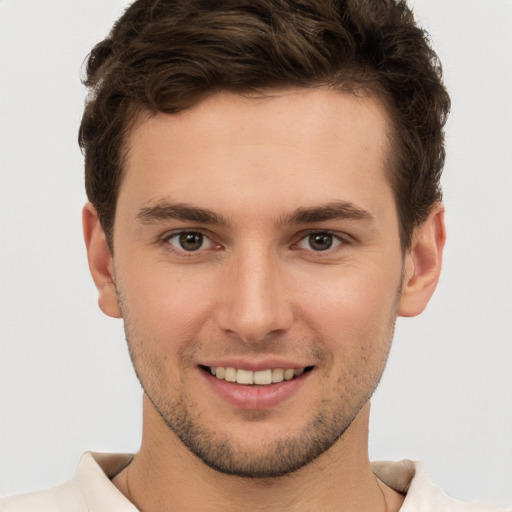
[0,0,508,511]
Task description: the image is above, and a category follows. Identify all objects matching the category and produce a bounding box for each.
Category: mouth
[200,365,314,385]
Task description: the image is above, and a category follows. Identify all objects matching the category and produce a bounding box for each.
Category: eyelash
[293,230,349,253]
[161,229,351,256]
[162,230,219,255]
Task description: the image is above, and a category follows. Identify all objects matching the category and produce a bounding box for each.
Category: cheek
[118,272,211,390]
[117,263,218,351]
[296,262,401,369]
[305,271,398,398]
[301,265,399,327]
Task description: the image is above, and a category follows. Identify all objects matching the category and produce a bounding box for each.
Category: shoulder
[0,481,86,512]
[372,460,510,512]
[0,452,135,512]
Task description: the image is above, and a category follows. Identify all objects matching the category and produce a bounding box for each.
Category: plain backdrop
[1,0,511,507]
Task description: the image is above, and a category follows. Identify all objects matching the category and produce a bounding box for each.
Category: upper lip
[201,358,312,371]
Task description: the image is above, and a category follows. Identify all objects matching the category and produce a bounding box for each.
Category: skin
[84,88,445,512]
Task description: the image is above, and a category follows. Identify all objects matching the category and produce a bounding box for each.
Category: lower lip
[201,369,311,410]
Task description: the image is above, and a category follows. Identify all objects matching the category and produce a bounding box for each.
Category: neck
[113,398,403,512]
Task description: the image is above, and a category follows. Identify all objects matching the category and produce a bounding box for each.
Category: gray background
[1,0,511,507]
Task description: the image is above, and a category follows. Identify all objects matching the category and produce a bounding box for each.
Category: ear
[82,203,122,318]
[398,203,446,317]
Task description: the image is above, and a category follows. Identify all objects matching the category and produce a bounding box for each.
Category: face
[102,89,408,477]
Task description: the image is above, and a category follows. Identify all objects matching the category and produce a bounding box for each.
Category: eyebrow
[280,201,374,225]
[136,202,230,226]
[135,199,374,227]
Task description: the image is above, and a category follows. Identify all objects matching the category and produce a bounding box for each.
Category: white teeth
[253,369,272,385]
[225,367,237,382]
[236,369,254,385]
[271,368,284,383]
[209,366,307,385]
[283,369,295,381]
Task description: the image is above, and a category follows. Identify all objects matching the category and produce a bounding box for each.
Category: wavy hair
[79,0,450,251]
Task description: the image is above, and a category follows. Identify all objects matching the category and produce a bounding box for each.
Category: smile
[206,366,313,385]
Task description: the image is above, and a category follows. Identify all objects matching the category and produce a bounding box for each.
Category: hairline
[105,84,409,254]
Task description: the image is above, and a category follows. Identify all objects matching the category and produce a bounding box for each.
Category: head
[81,0,448,479]
[79,0,449,253]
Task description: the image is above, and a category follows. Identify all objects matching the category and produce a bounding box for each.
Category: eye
[297,232,344,252]
[165,231,215,252]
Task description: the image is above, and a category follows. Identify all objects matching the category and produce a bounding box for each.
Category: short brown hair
[79,0,450,251]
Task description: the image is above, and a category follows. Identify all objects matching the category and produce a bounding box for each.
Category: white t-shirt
[0,452,508,511]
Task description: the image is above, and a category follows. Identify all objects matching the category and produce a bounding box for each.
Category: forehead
[119,88,394,226]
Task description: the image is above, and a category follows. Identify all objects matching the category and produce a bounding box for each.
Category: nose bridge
[217,241,292,342]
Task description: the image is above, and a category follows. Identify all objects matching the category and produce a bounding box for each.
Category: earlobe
[82,203,122,319]
[398,204,446,317]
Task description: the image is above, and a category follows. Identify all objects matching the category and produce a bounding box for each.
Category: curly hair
[79,0,450,251]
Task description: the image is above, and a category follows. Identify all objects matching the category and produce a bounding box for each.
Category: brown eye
[308,233,333,251]
[167,231,213,252]
[297,232,344,252]
[179,232,204,251]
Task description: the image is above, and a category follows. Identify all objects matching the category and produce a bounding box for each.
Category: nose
[215,247,294,343]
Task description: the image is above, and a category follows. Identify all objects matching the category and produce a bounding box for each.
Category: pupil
[179,232,203,251]
[309,233,332,251]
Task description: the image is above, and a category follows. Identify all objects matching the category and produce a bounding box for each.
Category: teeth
[236,369,254,385]
[225,367,237,382]
[254,369,272,385]
[209,366,307,385]
[283,369,295,381]
[271,368,284,383]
